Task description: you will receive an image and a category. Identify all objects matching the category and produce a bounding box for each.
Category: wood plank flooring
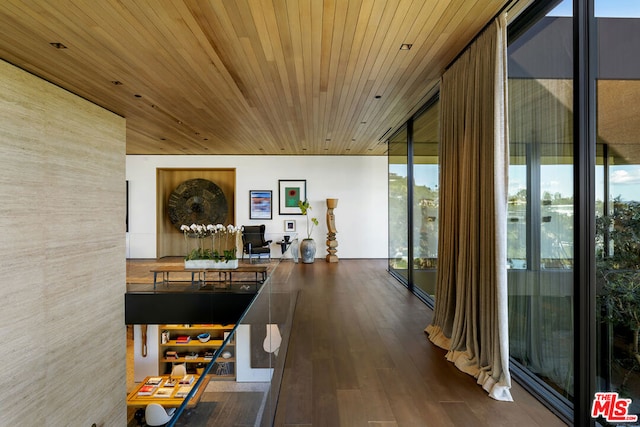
[126,258,566,426]
[272,259,566,427]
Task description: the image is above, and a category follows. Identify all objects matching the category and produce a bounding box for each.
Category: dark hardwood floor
[271,259,566,427]
[126,258,566,426]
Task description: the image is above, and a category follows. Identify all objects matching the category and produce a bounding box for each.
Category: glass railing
[165,262,295,426]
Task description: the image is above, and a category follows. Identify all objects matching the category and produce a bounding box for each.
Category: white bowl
[221,350,232,359]
[197,333,210,343]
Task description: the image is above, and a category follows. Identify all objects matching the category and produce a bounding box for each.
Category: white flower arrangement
[181,223,243,262]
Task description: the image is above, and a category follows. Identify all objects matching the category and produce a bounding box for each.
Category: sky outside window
[549,0,640,17]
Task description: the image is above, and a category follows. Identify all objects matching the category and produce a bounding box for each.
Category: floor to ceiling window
[412,101,440,299]
[388,101,440,300]
[594,0,640,419]
[386,0,640,422]
[507,2,575,414]
[388,127,409,281]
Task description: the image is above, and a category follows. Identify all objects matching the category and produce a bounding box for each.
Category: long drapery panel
[425,14,512,401]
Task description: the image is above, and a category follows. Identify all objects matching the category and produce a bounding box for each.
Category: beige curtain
[425,14,512,401]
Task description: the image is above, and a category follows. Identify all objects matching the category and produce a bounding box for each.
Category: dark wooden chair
[242,225,272,263]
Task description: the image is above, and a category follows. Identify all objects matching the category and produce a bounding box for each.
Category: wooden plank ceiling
[0,0,508,155]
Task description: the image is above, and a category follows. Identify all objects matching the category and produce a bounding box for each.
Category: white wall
[126,155,388,259]
[134,325,160,381]
[235,324,273,382]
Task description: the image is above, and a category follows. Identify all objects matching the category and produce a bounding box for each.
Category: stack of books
[165,350,179,359]
[137,376,163,396]
[179,374,195,385]
[154,387,174,398]
[176,335,191,344]
[137,384,156,396]
[175,386,192,398]
[146,377,163,386]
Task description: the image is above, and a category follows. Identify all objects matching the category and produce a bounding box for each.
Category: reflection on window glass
[540,164,574,269]
[412,102,439,298]
[507,0,574,402]
[595,1,640,411]
[388,128,409,281]
[508,149,527,269]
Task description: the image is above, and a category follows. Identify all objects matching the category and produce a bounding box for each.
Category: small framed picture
[249,190,272,220]
[279,179,306,215]
[284,220,296,232]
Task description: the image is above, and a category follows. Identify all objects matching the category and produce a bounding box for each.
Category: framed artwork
[249,190,272,220]
[284,220,296,232]
[126,180,129,232]
[279,179,306,215]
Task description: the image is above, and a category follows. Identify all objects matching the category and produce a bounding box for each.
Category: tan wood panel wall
[0,60,126,425]
[157,168,236,258]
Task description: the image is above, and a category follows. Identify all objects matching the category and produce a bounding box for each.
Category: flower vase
[185,259,238,269]
[185,259,215,269]
[299,238,316,263]
[291,239,299,263]
[213,259,238,269]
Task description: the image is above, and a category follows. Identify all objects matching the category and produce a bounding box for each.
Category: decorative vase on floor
[299,238,316,263]
[291,239,300,263]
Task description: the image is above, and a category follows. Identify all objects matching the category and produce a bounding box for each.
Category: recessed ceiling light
[49,42,67,49]
[400,43,413,50]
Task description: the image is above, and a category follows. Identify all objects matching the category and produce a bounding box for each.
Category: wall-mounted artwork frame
[126,180,129,232]
[279,179,306,215]
[249,190,272,220]
[284,220,296,232]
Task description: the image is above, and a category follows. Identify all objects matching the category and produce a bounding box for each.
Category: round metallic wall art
[167,178,228,229]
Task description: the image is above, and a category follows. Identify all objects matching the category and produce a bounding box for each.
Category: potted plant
[180,223,242,269]
[597,198,640,395]
[298,200,319,263]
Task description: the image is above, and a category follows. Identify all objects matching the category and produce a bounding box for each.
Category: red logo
[592,392,638,422]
